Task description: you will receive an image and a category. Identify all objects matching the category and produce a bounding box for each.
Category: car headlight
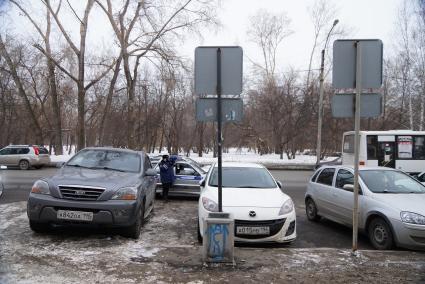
[279,199,294,215]
[202,197,218,212]
[400,211,425,225]
[31,180,50,195]
[111,187,137,200]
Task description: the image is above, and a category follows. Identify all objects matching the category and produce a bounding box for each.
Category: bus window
[343,135,354,153]
[367,135,378,160]
[397,136,413,159]
[414,136,425,159]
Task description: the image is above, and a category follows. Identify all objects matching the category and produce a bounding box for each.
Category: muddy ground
[1,200,424,284]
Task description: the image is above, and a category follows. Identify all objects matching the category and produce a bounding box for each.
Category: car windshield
[66,149,140,173]
[360,170,425,194]
[208,167,277,188]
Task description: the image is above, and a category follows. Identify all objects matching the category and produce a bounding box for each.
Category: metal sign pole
[352,41,362,252]
[216,48,223,212]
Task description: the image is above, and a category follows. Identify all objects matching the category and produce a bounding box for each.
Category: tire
[122,202,145,239]
[368,217,394,250]
[305,198,321,222]
[29,220,49,233]
[197,218,203,243]
[19,160,30,170]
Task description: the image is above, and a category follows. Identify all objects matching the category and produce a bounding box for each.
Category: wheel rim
[373,225,388,244]
[307,201,315,218]
[20,161,28,169]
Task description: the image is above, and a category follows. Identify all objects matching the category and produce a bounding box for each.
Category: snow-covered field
[49,146,337,166]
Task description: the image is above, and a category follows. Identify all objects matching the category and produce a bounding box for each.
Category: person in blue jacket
[159,154,177,201]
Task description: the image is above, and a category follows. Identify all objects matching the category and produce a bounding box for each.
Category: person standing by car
[159,154,177,201]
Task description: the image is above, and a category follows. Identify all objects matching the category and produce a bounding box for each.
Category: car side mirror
[276,181,283,189]
[199,179,206,187]
[343,184,354,192]
[145,168,157,176]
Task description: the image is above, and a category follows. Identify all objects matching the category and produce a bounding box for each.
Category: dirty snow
[1,201,424,283]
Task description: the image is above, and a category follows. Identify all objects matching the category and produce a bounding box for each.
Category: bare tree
[36,0,115,151]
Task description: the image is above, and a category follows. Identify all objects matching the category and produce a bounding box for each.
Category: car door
[143,156,156,208]
[331,169,357,225]
[0,148,14,166]
[173,162,202,194]
[313,168,336,217]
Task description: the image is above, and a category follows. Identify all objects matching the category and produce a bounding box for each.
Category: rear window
[316,168,335,186]
[17,148,30,154]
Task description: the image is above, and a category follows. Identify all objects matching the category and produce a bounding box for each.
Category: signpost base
[202,212,235,264]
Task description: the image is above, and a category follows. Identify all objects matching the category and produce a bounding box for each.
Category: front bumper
[391,218,425,250]
[27,193,138,227]
[198,204,296,243]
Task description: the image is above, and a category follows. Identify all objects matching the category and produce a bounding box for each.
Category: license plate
[57,210,93,221]
[236,226,270,235]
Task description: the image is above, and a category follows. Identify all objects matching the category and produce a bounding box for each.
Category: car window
[38,147,49,154]
[0,148,12,155]
[208,167,277,188]
[9,148,18,155]
[311,169,321,182]
[17,148,29,154]
[316,168,335,186]
[144,155,152,172]
[176,163,198,176]
[336,169,353,189]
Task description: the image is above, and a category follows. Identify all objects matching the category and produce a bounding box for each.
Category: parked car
[0,145,50,170]
[414,172,425,185]
[27,147,157,238]
[154,157,207,196]
[198,162,296,243]
[305,165,425,250]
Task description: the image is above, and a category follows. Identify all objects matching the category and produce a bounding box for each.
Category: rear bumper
[27,193,138,226]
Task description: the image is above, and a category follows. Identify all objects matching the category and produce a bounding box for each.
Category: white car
[198,162,296,243]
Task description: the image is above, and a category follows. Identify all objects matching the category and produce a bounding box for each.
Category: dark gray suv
[27,147,157,238]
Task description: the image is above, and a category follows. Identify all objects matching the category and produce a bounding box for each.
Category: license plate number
[57,210,93,221]
[236,226,270,235]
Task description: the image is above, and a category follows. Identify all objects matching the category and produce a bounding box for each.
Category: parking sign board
[195,46,243,95]
[333,40,383,89]
[196,98,243,122]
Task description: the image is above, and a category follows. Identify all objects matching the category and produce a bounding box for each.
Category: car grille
[234,218,286,239]
[59,186,105,201]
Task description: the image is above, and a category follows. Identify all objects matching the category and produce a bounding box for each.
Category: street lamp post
[316,19,339,167]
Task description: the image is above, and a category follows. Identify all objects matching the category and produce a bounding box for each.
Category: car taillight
[33,146,39,155]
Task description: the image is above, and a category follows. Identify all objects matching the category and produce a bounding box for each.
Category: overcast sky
[183,0,401,73]
[1,0,402,75]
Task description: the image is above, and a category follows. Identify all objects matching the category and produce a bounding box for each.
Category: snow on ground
[48,147,337,166]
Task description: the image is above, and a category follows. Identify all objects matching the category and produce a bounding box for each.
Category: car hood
[49,166,140,191]
[204,187,289,208]
[373,193,425,215]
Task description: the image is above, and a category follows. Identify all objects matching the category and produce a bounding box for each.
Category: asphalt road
[0,168,372,249]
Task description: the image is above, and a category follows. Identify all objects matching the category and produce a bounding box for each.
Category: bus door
[378,142,395,168]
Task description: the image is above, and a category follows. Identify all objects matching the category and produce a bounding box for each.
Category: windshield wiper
[91,166,126,172]
[66,164,91,169]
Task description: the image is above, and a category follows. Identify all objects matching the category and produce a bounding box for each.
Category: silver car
[0,145,50,170]
[27,147,157,238]
[305,166,425,250]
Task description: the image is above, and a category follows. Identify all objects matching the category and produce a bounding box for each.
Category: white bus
[342,130,425,174]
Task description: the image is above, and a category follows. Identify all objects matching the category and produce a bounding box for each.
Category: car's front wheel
[29,220,49,233]
[368,217,394,250]
[122,202,145,239]
[305,198,321,221]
